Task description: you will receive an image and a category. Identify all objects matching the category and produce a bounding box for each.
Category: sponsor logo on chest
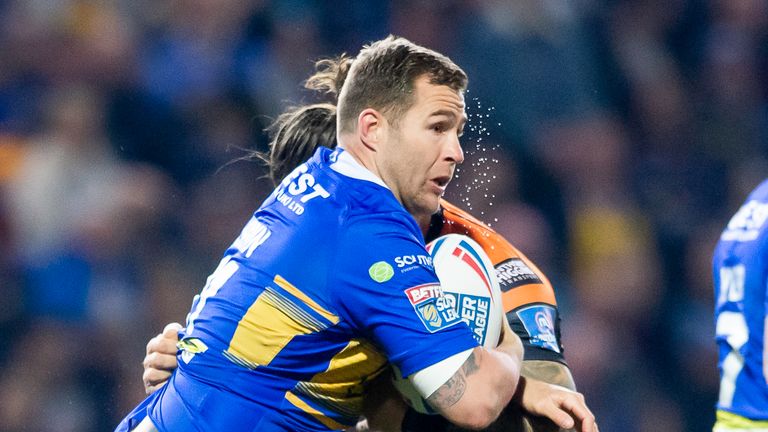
[395,254,433,269]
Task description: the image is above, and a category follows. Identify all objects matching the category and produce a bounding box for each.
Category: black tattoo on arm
[426,352,479,410]
[443,361,578,432]
[521,361,576,391]
[513,361,578,432]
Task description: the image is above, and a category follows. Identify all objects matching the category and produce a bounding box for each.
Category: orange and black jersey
[425,199,566,364]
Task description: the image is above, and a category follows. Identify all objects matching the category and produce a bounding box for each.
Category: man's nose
[446,134,464,165]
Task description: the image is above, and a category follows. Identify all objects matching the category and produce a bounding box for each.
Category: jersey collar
[330,148,389,189]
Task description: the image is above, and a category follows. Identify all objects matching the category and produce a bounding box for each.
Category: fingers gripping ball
[392,234,504,414]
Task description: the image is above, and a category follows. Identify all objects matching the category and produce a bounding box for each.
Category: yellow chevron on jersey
[714,410,768,431]
[274,275,340,325]
[293,339,387,418]
[284,391,352,430]
[227,276,338,367]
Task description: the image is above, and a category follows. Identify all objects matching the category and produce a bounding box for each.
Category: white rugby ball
[392,233,504,414]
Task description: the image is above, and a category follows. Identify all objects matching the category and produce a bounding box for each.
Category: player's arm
[412,319,595,432]
[510,361,579,431]
[338,219,526,430]
[522,361,576,391]
[420,317,524,429]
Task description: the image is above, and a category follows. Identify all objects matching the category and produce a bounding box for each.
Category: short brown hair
[337,35,468,134]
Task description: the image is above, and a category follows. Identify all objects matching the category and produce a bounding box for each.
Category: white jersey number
[715,265,748,408]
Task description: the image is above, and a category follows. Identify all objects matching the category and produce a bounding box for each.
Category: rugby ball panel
[428,234,503,347]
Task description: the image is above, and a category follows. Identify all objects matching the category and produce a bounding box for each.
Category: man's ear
[358,108,385,151]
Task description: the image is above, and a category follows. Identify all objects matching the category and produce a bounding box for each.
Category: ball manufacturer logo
[368,261,394,283]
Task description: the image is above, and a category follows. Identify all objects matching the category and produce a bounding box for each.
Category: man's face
[380,75,466,221]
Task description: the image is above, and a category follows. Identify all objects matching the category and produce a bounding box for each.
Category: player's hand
[514,377,597,432]
[142,322,183,395]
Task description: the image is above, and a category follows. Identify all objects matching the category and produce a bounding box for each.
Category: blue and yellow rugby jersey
[714,179,768,427]
[143,147,479,432]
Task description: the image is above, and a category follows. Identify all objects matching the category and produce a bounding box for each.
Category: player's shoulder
[341,210,424,254]
[438,199,519,262]
[438,200,557,308]
[718,179,768,245]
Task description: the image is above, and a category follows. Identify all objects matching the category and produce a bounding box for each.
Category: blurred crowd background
[0,0,766,430]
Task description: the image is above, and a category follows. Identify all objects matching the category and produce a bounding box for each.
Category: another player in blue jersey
[117,36,597,432]
[713,179,768,431]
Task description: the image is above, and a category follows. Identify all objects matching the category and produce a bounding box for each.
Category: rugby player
[143,105,582,432]
[119,36,596,432]
[713,179,768,431]
[144,90,586,432]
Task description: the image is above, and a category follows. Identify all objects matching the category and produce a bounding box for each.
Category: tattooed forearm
[444,361,578,432]
[427,373,466,409]
[462,351,480,377]
[521,361,576,391]
[426,352,479,409]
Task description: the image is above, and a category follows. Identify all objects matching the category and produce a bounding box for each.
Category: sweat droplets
[452,95,501,227]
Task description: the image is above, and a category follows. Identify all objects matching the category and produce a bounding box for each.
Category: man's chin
[412,197,440,221]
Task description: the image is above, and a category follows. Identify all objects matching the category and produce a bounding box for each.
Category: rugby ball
[392,234,504,414]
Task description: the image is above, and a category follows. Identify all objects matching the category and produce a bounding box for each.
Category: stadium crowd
[0,0,766,430]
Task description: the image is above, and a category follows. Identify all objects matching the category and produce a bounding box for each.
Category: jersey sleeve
[332,216,479,378]
[437,199,566,364]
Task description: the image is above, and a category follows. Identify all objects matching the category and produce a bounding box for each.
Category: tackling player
[140,62,586,431]
[713,179,768,431]
[117,36,595,432]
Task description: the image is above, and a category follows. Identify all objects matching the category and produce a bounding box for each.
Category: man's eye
[432,124,445,133]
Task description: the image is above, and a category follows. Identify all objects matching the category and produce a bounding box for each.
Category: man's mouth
[430,176,451,195]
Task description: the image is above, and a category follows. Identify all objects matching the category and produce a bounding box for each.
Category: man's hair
[336,35,468,134]
[258,36,467,185]
[304,54,353,103]
[264,103,338,185]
